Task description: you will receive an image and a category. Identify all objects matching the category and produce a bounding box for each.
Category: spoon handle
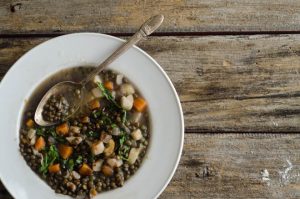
[81,14,164,85]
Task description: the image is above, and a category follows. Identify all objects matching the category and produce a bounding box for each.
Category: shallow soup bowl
[0,33,184,199]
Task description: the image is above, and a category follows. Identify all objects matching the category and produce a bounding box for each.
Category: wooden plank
[160,133,300,199]
[1,35,300,132]
[0,181,6,191]
[1,0,300,34]
[1,133,300,198]
[0,181,12,199]
[0,194,12,199]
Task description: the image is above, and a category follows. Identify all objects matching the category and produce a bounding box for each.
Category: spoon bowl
[34,81,82,126]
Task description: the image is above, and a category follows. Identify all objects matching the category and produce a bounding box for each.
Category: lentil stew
[19,67,150,198]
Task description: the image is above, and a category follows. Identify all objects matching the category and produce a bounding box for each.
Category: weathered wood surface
[1,0,300,34]
[2,133,300,199]
[163,134,300,199]
[1,35,300,132]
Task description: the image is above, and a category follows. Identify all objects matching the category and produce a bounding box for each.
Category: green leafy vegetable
[118,133,130,160]
[101,114,112,125]
[39,145,59,175]
[36,127,45,136]
[97,82,120,108]
[60,159,74,171]
[66,159,74,171]
[60,159,67,169]
[119,133,127,146]
[92,110,102,118]
[86,131,99,138]
[118,145,130,160]
[75,155,83,165]
[111,123,118,128]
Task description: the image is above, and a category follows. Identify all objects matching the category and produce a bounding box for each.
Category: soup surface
[19,67,150,198]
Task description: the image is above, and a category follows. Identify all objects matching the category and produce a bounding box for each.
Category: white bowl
[0,33,184,199]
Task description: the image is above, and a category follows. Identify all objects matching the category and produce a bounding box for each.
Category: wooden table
[1,1,300,198]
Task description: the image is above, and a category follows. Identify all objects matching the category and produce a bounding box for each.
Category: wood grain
[1,35,300,132]
[2,133,300,198]
[1,0,300,34]
[160,133,300,199]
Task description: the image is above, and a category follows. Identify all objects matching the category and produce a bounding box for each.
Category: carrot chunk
[101,165,114,177]
[81,116,90,123]
[48,164,60,173]
[58,144,73,159]
[133,97,147,112]
[26,119,34,128]
[79,163,93,176]
[89,99,100,110]
[35,136,45,151]
[56,122,69,136]
[104,81,114,90]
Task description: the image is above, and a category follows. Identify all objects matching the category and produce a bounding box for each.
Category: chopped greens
[97,82,128,125]
[75,155,83,165]
[119,133,127,146]
[97,82,121,108]
[61,156,82,171]
[92,110,102,118]
[39,145,59,175]
[86,130,99,138]
[36,127,45,136]
[101,114,112,125]
[111,123,118,128]
[118,145,130,160]
[66,159,74,171]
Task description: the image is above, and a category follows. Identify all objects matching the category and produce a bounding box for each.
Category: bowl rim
[0,32,184,199]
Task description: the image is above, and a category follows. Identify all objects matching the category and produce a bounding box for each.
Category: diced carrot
[101,165,114,176]
[89,99,100,110]
[104,81,114,90]
[90,188,97,197]
[56,122,69,136]
[79,163,93,176]
[26,119,34,128]
[35,136,45,151]
[81,116,90,123]
[133,97,147,112]
[48,163,60,173]
[58,144,73,159]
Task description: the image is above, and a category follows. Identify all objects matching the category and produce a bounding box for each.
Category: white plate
[0,33,184,199]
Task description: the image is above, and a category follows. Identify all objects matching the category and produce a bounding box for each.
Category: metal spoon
[34,14,164,126]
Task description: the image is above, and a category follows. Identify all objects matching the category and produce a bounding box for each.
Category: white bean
[120,84,135,95]
[131,129,143,141]
[116,74,123,85]
[91,141,105,155]
[91,87,103,98]
[92,159,104,171]
[121,95,134,110]
[27,129,36,139]
[128,148,141,165]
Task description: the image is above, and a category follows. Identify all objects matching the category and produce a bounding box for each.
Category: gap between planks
[2,31,300,38]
